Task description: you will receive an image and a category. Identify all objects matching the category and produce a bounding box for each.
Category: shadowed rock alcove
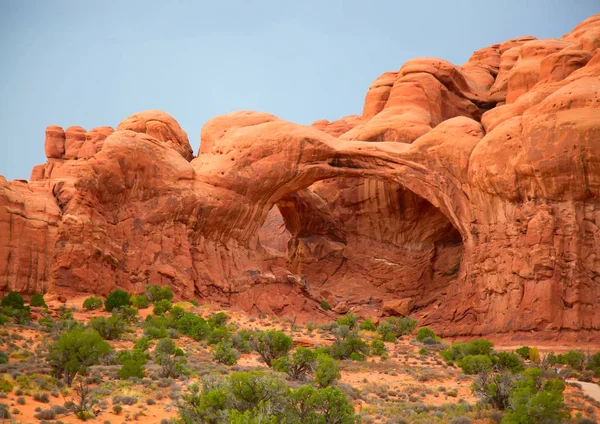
[258,176,464,314]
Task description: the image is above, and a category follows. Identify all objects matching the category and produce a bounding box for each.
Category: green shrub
[272,347,316,381]
[153,299,172,316]
[586,351,600,377]
[131,294,150,309]
[314,354,340,388]
[336,313,359,330]
[1,292,24,309]
[212,341,240,366]
[503,369,569,423]
[458,355,493,375]
[89,315,126,340]
[154,338,187,378]
[118,352,146,379]
[359,318,377,331]
[177,370,358,423]
[231,330,254,353]
[495,351,524,373]
[371,339,386,356]
[0,376,13,393]
[208,312,230,327]
[441,339,494,362]
[557,350,586,370]
[251,330,293,366]
[170,306,185,320]
[46,328,111,385]
[515,346,530,360]
[416,327,436,341]
[83,296,103,311]
[331,335,368,360]
[377,316,417,341]
[207,327,230,345]
[320,300,331,311]
[104,290,131,312]
[145,285,174,303]
[29,293,47,308]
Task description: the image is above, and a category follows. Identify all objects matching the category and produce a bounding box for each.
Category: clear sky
[0,0,598,181]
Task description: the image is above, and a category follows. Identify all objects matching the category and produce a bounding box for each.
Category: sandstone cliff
[1,14,600,341]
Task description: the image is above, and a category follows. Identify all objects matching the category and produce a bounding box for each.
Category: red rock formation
[1,14,599,341]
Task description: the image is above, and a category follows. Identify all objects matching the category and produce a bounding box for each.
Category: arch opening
[257,175,464,314]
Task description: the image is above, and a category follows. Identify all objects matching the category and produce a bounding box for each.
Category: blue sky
[0,0,598,180]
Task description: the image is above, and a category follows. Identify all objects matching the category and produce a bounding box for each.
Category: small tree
[47,328,111,385]
[358,318,377,331]
[377,316,417,341]
[336,313,359,330]
[515,346,530,360]
[314,354,340,388]
[272,347,316,381]
[104,290,131,312]
[152,299,172,316]
[83,296,103,311]
[458,355,493,375]
[131,294,150,309]
[472,370,516,410]
[495,352,524,373]
[212,341,240,366]
[30,293,47,308]
[154,338,187,378]
[251,330,292,366]
[118,350,146,379]
[371,339,386,356]
[416,327,436,341]
[89,315,126,340]
[145,285,174,303]
[529,347,541,364]
[1,292,25,309]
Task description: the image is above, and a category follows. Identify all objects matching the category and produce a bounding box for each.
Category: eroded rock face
[1,14,599,341]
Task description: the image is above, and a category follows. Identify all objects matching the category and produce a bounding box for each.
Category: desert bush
[458,355,493,375]
[177,371,358,423]
[495,351,524,373]
[556,350,586,370]
[46,328,111,385]
[371,339,386,356]
[359,318,377,331]
[82,296,103,311]
[331,331,369,360]
[33,391,50,403]
[118,351,146,379]
[154,338,187,378]
[503,368,569,423]
[145,285,174,303]
[441,339,493,363]
[89,315,126,340]
[320,300,331,311]
[153,299,173,316]
[272,347,316,381]
[30,293,47,308]
[208,312,230,327]
[416,327,436,341]
[515,346,530,360]
[112,395,138,405]
[212,341,240,366]
[336,313,359,330]
[377,317,417,341]
[1,292,24,309]
[251,330,292,366]
[314,354,340,388]
[131,294,150,309]
[104,290,131,312]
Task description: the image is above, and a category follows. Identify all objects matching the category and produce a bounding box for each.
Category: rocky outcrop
[1,14,599,341]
